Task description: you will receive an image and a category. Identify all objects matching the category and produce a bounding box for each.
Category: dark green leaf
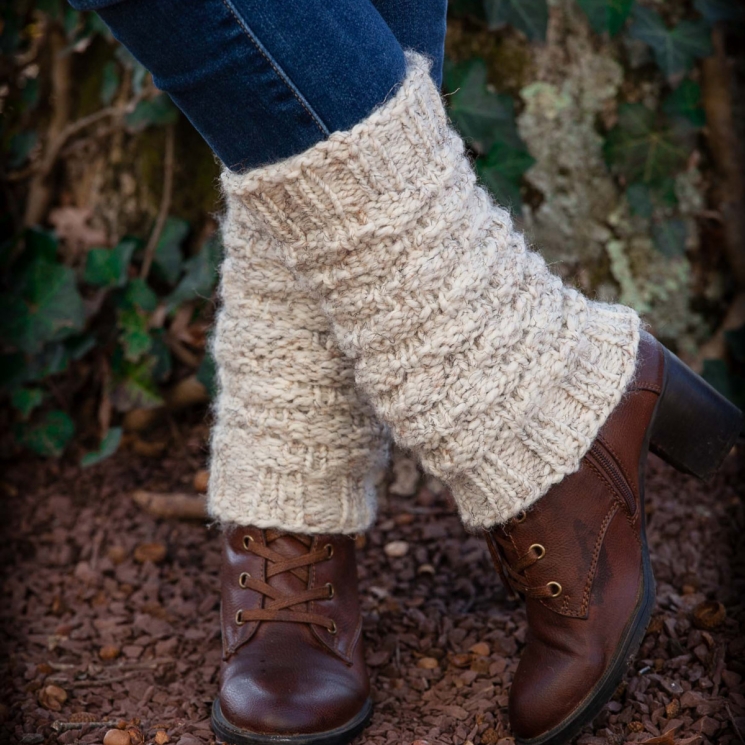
[629,6,713,79]
[11,387,45,418]
[84,237,136,287]
[576,0,633,36]
[150,329,173,383]
[21,77,40,110]
[8,130,38,169]
[652,217,687,257]
[443,59,522,154]
[725,325,745,364]
[81,427,122,467]
[662,79,705,127]
[111,358,164,412]
[165,233,222,311]
[152,217,188,285]
[121,277,158,312]
[26,343,70,380]
[65,333,97,361]
[16,410,74,457]
[25,227,58,263]
[100,60,120,106]
[694,0,745,25]
[603,103,689,185]
[702,358,745,410]
[476,140,535,211]
[0,257,85,353]
[626,178,678,217]
[626,183,654,218]
[483,0,548,40]
[118,308,152,362]
[196,349,216,399]
[0,353,26,390]
[125,94,179,132]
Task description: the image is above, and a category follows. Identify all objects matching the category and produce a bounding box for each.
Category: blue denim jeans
[67,0,447,171]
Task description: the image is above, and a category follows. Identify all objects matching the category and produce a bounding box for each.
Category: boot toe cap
[218,654,368,736]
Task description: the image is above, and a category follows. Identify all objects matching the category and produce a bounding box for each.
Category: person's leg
[68,0,407,170]
[222,52,742,745]
[371,0,447,86]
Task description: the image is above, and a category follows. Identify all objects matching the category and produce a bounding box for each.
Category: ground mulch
[1,421,743,745]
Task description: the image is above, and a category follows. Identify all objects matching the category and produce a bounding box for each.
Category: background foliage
[1,0,744,464]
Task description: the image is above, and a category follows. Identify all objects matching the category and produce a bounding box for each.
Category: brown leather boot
[211,527,372,745]
[486,331,742,745]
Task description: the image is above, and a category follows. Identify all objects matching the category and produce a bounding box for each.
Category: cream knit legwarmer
[222,53,641,529]
[208,195,390,533]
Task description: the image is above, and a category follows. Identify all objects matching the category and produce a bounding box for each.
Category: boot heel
[650,347,743,479]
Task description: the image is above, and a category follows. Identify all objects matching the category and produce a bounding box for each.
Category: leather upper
[487,332,665,740]
[218,527,369,736]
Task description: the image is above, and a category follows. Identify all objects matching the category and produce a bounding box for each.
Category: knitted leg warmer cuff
[222,53,641,529]
[208,196,390,533]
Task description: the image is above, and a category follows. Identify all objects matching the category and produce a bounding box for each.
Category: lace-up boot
[211,527,371,745]
[486,331,742,745]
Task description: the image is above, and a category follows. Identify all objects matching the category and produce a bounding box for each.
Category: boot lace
[235,531,338,633]
[488,513,562,600]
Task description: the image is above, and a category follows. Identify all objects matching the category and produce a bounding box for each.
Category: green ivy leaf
[576,0,633,36]
[118,308,152,362]
[10,387,45,418]
[84,238,137,288]
[626,178,678,217]
[443,59,522,154]
[25,227,58,263]
[165,233,222,311]
[0,353,26,391]
[603,104,689,185]
[152,217,188,285]
[150,329,173,383]
[26,343,70,381]
[81,427,123,468]
[8,130,38,169]
[21,77,40,110]
[662,79,705,128]
[0,256,85,354]
[724,324,745,364]
[702,358,745,410]
[125,93,179,132]
[483,0,548,40]
[100,60,120,106]
[694,0,745,25]
[111,357,164,412]
[652,217,687,257]
[121,277,158,312]
[629,6,713,79]
[476,140,535,211]
[196,349,216,399]
[16,410,74,457]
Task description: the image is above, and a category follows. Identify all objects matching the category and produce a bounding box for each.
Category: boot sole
[515,345,742,745]
[211,697,373,745]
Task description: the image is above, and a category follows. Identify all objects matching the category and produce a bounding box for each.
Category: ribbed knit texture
[208,195,390,533]
[222,53,641,528]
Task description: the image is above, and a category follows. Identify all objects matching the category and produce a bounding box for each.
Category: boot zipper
[588,441,636,515]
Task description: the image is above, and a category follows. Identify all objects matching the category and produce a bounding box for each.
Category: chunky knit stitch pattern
[222,53,641,528]
[208,195,390,533]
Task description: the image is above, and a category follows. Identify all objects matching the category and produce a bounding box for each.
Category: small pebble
[133,542,167,564]
[469,642,490,657]
[384,540,409,558]
[417,657,439,669]
[103,730,131,745]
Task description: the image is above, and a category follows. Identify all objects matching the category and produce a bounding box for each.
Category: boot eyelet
[235,609,245,625]
[547,581,562,598]
[326,582,335,599]
[239,572,250,588]
[325,544,334,559]
[328,621,338,635]
[242,535,254,550]
[515,511,527,524]
[530,543,546,560]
